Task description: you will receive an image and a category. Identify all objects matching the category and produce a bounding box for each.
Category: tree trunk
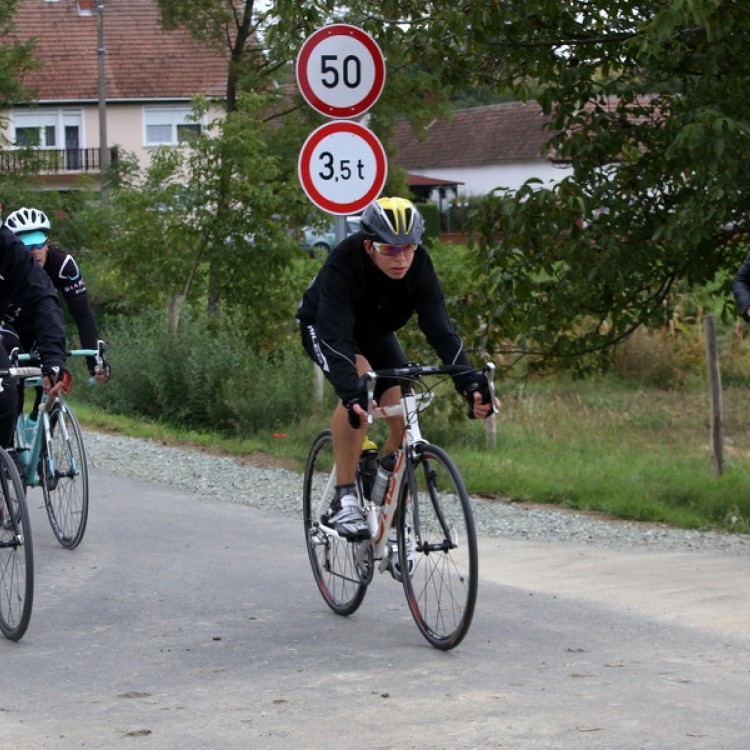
[168,293,184,335]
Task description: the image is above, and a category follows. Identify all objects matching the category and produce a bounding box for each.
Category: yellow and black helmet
[361,197,424,245]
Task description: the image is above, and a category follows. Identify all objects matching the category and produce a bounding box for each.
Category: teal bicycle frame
[11,345,101,549]
[13,347,101,487]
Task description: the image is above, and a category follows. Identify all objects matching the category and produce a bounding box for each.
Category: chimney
[77,0,95,16]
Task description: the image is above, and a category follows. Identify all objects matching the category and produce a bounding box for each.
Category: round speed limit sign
[298,121,388,215]
[296,24,386,118]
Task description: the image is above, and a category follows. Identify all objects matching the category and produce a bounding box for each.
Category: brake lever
[363,370,376,425]
[483,362,499,416]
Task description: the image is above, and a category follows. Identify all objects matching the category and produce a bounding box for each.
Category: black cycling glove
[344,396,367,429]
[461,374,493,419]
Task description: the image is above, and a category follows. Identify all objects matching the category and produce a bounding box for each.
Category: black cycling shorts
[300,324,408,402]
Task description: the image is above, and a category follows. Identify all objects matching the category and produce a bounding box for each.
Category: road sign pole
[296,24,388,217]
[334,215,347,244]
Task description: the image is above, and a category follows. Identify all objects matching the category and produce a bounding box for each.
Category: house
[0,0,228,189]
[392,101,573,203]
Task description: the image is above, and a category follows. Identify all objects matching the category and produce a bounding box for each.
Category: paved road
[2,471,749,749]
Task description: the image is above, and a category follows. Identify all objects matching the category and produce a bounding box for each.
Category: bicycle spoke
[401,444,477,650]
[42,401,89,549]
[303,430,369,616]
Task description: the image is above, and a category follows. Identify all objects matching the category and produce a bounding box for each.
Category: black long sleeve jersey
[0,227,67,369]
[296,232,471,404]
[3,244,99,371]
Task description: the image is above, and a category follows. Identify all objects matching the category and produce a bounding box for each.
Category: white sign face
[298,121,388,215]
[296,24,386,118]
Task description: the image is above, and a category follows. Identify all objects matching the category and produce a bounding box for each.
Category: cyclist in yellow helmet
[297,196,496,540]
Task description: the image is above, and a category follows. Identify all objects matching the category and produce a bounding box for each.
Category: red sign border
[298,121,388,215]
[296,23,386,119]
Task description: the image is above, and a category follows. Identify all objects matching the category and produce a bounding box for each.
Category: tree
[377,0,750,370]
[82,95,310,341]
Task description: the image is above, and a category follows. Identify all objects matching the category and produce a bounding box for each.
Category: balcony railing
[0,147,118,175]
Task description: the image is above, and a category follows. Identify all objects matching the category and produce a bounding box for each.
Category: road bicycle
[303,362,497,650]
[0,363,39,641]
[10,342,105,550]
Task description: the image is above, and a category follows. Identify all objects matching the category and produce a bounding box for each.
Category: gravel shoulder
[85,431,750,556]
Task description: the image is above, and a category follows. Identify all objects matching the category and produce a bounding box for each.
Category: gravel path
[86,431,750,557]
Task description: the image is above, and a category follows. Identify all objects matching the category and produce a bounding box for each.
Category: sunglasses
[371,242,416,257]
[26,242,47,251]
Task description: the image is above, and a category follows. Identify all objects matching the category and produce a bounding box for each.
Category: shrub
[77,308,310,436]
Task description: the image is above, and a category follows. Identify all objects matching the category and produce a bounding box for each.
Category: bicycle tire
[42,400,89,550]
[0,448,34,641]
[303,429,369,616]
[399,442,478,650]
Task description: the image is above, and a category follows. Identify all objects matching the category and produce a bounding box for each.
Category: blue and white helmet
[5,206,51,235]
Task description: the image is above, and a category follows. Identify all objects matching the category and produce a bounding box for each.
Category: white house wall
[1,102,224,186]
[409,161,573,201]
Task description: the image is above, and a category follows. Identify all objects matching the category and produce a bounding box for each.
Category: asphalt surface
[1,471,749,749]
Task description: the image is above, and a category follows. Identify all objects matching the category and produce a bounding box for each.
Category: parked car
[299,215,362,256]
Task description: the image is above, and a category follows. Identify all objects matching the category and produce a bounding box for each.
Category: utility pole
[96,0,109,182]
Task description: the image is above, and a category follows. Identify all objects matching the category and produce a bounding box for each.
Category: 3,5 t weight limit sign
[298,121,387,215]
[296,24,386,118]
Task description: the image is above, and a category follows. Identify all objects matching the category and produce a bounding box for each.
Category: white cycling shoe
[326,494,370,540]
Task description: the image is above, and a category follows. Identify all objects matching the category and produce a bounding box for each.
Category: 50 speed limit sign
[296,24,386,118]
[298,120,388,215]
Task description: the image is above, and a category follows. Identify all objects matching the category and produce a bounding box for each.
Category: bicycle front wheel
[42,400,89,549]
[303,430,369,616]
[0,448,34,641]
[400,443,478,650]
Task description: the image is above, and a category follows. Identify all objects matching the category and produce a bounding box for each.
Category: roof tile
[5,0,228,101]
[392,102,556,169]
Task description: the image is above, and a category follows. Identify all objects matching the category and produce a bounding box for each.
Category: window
[12,110,80,149]
[144,106,203,146]
[14,119,56,148]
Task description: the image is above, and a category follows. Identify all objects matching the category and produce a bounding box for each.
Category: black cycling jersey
[296,231,471,404]
[1,244,99,373]
[0,227,67,446]
[0,228,66,368]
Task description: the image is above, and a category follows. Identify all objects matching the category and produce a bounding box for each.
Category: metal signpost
[296,24,388,398]
[296,24,387,238]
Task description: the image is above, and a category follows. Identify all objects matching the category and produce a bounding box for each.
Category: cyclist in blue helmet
[0,210,68,447]
[2,206,110,384]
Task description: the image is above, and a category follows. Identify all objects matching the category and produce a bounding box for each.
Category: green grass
[68,376,750,534]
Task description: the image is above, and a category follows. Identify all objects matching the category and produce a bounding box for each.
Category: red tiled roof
[392,101,556,169]
[6,0,228,102]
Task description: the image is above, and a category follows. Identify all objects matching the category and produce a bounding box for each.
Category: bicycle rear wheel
[399,443,478,650]
[0,448,34,641]
[303,429,369,616]
[42,400,89,549]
